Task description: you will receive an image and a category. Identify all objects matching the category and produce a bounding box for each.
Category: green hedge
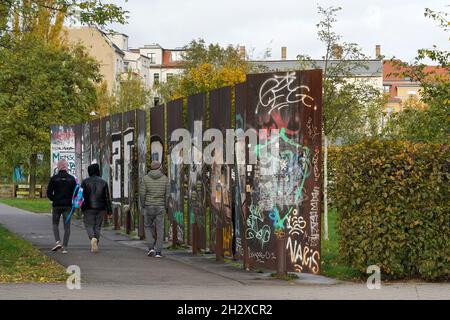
[335,140,449,280]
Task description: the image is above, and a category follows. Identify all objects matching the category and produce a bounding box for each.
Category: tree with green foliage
[0,38,102,196]
[297,5,385,239]
[382,8,449,144]
[0,0,128,197]
[112,70,151,113]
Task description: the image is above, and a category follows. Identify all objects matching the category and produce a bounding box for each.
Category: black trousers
[83,209,104,241]
[52,207,71,247]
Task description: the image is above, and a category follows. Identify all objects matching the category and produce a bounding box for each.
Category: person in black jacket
[81,163,112,253]
[47,159,77,254]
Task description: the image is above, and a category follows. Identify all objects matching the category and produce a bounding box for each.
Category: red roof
[384,60,449,82]
[162,50,184,67]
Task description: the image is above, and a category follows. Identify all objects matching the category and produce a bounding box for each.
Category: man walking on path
[81,163,112,253]
[139,161,170,258]
[47,159,77,254]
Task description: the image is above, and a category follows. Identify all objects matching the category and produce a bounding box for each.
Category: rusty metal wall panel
[187,93,206,250]
[81,122,91,180]
[111,113,123,208]
[123,110,136,207]
[209,86,233,257]
[100,116,112,187]
[244,70,322,274]
[90,119,100,165]
[166,99,184,244]
[74,124,82,182]
[150,104,165,168]
[136,109,147,238]
[233,82,247,260]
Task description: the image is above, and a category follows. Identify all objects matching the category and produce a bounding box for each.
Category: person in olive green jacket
[139,160,170,257]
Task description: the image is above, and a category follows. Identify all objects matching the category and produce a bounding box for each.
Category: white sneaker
[61,248,68,254]
[147,249,155,257]
[91,238,98,253]
[52,242,62,252]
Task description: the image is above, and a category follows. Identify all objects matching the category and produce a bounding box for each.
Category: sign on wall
[50,125,76,176]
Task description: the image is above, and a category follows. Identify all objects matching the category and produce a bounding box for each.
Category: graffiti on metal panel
[246,204,271,249]
[111,130,121,202]
[256,72,315,115]
[123,127,134,201]
[169,146,184,242]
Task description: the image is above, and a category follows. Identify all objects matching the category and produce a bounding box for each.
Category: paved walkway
[0,203,449,300]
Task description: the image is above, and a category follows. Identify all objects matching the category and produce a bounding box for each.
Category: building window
[167,73,173,81]
[383,85,391,94]
[154,73,159,84]
[148,53,156,64]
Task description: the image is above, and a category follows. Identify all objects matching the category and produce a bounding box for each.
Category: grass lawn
[320,208,362,281]
[0,197,51,213]
[0,224,66,283]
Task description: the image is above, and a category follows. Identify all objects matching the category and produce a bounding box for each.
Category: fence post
[172,221,178,246]
[276,236,287,279]
[215,220,224,262]
[114,206,120,230]
[192,222,199,255]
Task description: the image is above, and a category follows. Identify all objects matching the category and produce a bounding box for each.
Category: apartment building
[382,60,448,115]
[65,27,125,93]
[135,44,185,107]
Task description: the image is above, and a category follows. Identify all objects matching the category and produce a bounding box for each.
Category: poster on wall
[244,70,323,274]
[50,125,76,176]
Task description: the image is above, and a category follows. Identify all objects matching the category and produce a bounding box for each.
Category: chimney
[281,46,287,60]
[239,46,246,60]
[375,45,381,59]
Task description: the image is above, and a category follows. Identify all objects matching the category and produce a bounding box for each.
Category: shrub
[335,140,449,280]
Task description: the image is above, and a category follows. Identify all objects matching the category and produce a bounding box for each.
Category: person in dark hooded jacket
[47,159,77,254]
[81,163,112,253]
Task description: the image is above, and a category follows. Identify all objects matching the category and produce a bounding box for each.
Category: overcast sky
[108,0,449,63]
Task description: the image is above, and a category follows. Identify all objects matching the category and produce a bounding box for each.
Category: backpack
[64,184,84,224]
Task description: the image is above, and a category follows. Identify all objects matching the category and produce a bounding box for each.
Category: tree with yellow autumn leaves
[155,39,249,103]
